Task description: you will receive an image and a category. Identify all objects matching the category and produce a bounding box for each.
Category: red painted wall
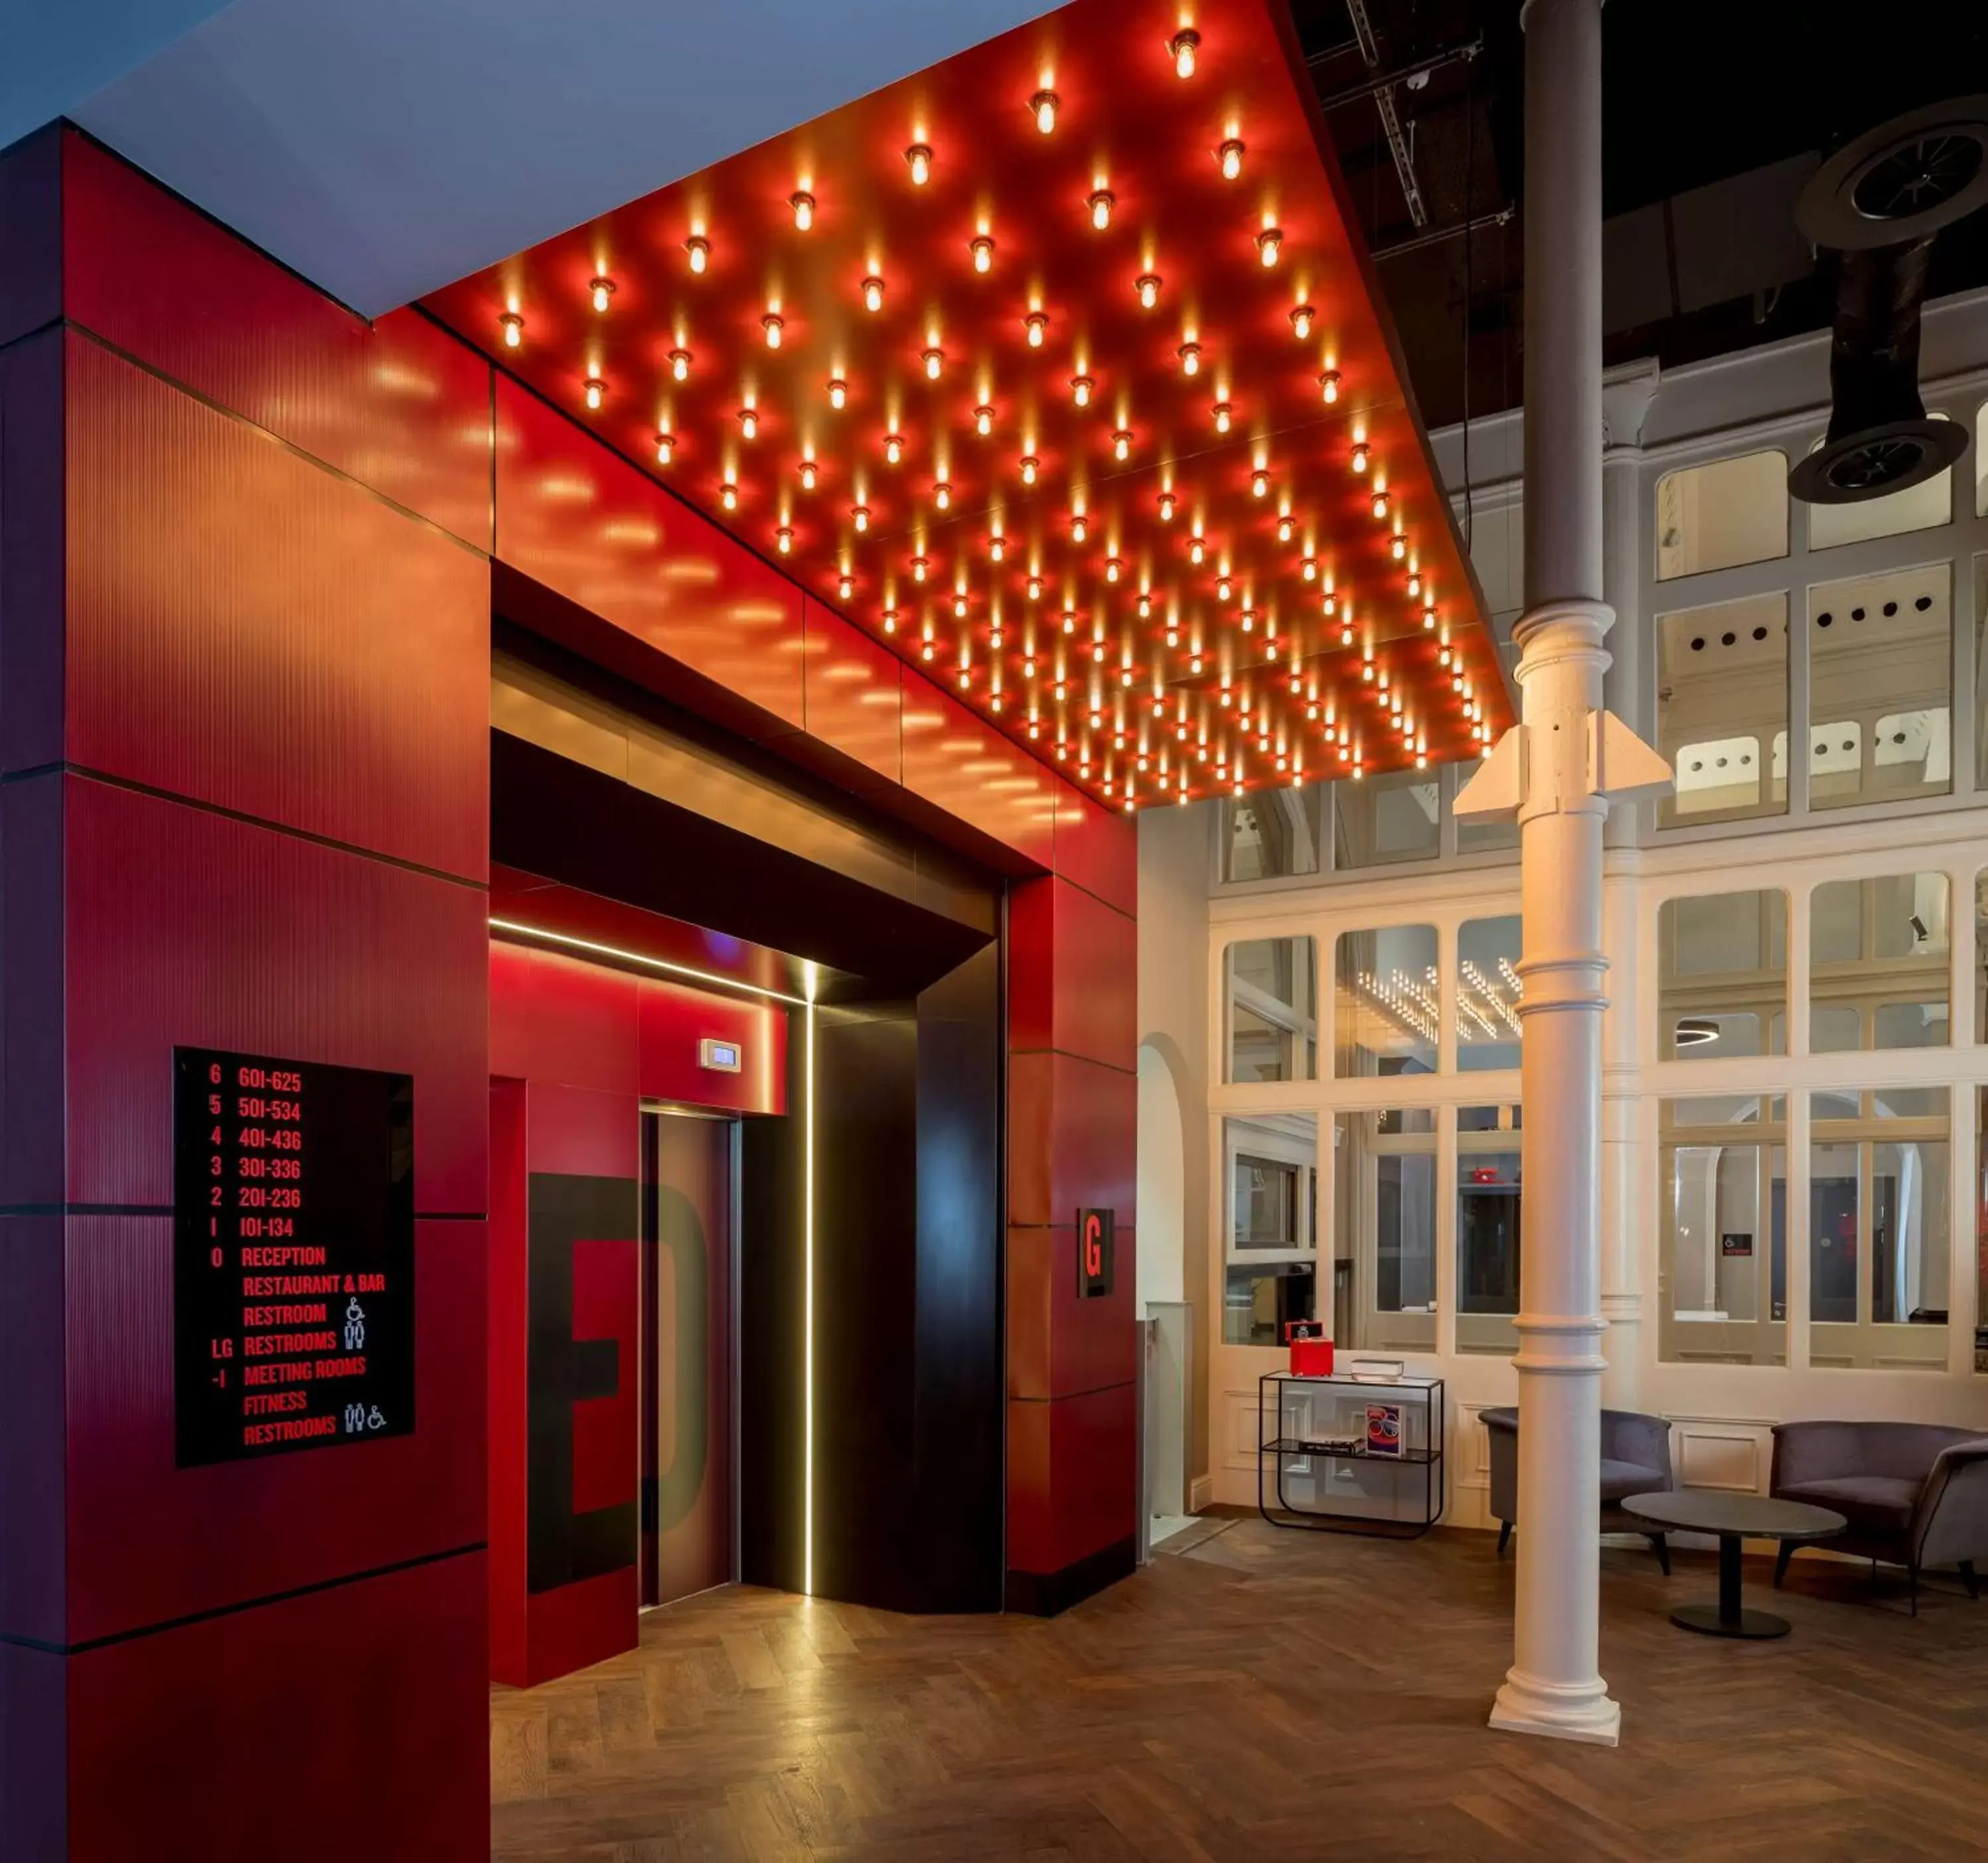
[1,121,1135,1858]
[487,937,783,1685]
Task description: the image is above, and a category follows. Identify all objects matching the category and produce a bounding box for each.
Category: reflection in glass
[1457,916,1522,1071]
[1659,1094,1787,1366]
[1808,1089,1949,1370]
[1657,889,1787,1058]
[1223,785,1323,882]
[1809,873,1950,1053]
[1457,1104,1521,1354]
[1334,768,1440,868]
[1453,759,1520,855]
[1334,924,1438,1078]
[1334,1108,1435,1351]
[1223,1113,1317,1346]
[1226,937,1317,1083]
[1655,450,1789,580]
[1808,566,1952,809]
[1657,593,1789,826]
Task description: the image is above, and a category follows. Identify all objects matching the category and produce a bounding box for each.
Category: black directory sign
[174,1047,414,1466]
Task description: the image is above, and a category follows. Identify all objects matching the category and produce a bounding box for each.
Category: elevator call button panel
[172,1047,415,1467]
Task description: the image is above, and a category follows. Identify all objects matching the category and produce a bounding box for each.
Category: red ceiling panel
[801,596,905,788]
[423,0,1508,818]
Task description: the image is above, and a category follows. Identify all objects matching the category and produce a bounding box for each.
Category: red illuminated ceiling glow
[424,0,1510,810]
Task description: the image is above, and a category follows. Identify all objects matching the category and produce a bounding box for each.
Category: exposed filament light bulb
[975,403,995,437]
[669,349,691,382]
[1251,469,1269,498]
[762,313,784,348]
[933,480,952,511]
[720,479,738,510]
[827,376,848,409]
[1277,515,1294,542]
[1136,273,1162,309]
[861,274,885,313]
[1390,532,1406,560]
[1071,512,1089,542]
[738,406,759,439]
[1105,557,1123,583]
[1213,401,1232,433]
[1178,341,1202,376]
[685,236,710,273]
[655,431,675,465]
[1113,429,1133,461]
[905,143,933,186]
[1088,189,1115,231]
[583,375,606,411]
[852,504,870,533]
[791,191,816,230]
[1371,489,1390,519]
[1071,374,1094,407]
[1170,28,1201,76]
[1351,440,1370,473]
[1025,311,1048,346]
[1319,369,1341,405]
[1256,227,1283,266]
[911,556,928,582]
[799,458,818,490]
[498,311,523,348]
[884,432,904,464]
[1158,490,1177,521]
[589,277,616,313]
[1289,303,1315,339]
[1020,454,1040,486]
[1031,90,1060,134]
[1218,138,1244,181]
[922,346,944,380]
[776,526,794,555]
[971,236,995,273]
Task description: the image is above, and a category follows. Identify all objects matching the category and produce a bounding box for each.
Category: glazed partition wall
[0,127,1136,1856]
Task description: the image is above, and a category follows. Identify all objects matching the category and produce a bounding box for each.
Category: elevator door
[640,1110,736,1608]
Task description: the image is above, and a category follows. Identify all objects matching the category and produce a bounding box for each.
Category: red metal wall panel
[1005,1049,1138,1230]
[488,1079,529,1686]
[636,977,786,1116]
[1054,788,1140,916]
[60,133,492,553]
[0,329,67,787]
[64,334,490,883]
[489,940,640,1100]
[62,1215,485,1644]
[800,596,904,790]
[1007,876,1138,1071]
[61,776,489,1216]
[66,1553,488,1862]
[494,376,806,731]
[524,1568,640,1688]
[0,1640,64,1858]
[0,1216,65,1645]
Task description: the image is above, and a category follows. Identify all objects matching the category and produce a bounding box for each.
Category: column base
[1488,1670,1622,1747]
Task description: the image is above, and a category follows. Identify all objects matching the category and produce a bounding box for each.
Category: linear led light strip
[490,916,820,1596]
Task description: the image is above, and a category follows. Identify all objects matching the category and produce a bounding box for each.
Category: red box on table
[1285,1320,1334,1378]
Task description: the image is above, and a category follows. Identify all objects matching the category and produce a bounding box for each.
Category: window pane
[1655,451,1789,580]
[1452,757,1519,854]
[1223,1114,1316,1346]
[1333,1108,1435,1351]
[1657,889,1787,1058]
[1809,873,1950,1053]
[1808,430,1953,551]
[1975,558,1988,790]
[1807,564,1952,809]
[1457,915,1522,1071]
[1659,1094,1785,1365]
[1223,784,1323,882]
[1226,937,1317,1083]
[1333,768,1439,868]
[1334,924,1437,1078]
[1810,1091,1950,1370]
[1458,1104,1521,1355]
[1657,594,1788,825]
[1977,1089,1988,1373]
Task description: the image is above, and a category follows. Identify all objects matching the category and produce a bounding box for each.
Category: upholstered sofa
[1482,1407,1675,1571]
[1770,1420,1988,1613]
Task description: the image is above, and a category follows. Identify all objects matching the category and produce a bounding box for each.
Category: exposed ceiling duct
[1789,95,1988,505]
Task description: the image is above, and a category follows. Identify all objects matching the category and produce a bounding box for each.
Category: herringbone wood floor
[490,1515,1988,1860]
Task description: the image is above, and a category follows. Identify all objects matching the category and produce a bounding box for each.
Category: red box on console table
[1286,1320,1333,1378]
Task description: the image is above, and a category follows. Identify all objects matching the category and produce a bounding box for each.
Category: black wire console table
[1258,1369,1445,1538]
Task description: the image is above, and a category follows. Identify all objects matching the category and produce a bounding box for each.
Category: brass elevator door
[639,1110,736,1608]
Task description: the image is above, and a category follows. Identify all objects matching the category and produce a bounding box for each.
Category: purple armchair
[1770,1421,1988,1614]
[1483,1406,1675,1571]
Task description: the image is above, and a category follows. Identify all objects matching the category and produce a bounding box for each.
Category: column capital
[1512,596,1615,655]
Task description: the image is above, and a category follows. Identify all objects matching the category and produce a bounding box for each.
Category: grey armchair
[1483,1406,1675,1571]
[1770,1420,1988,1614]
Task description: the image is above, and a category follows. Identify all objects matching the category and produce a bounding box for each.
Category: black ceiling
[1299,0,1988,432]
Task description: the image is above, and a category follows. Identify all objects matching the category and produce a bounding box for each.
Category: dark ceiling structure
[1301,0,1988,433]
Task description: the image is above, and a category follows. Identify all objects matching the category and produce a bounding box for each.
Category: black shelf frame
[1257,1370,1445,1538]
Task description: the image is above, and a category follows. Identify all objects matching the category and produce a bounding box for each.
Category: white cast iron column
[1458,0,1669,1747]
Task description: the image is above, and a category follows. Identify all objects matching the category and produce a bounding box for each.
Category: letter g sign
[1076,1207,1114,1299]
